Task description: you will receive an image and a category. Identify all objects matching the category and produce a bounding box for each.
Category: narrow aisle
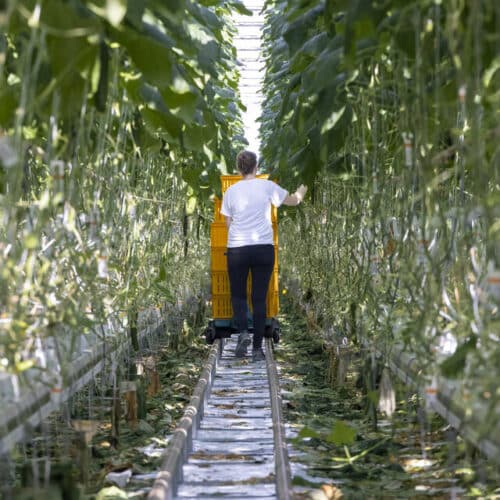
[175,338,276,498]
[171,3,277,496]
[233,0,265,152]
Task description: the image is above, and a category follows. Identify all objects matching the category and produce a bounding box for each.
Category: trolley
[204,175,281,344]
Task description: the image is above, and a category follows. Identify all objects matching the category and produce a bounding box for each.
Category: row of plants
[261,0,499,449]
[4,315,211,498]
[0,1,249,380]
[277,302,499,498]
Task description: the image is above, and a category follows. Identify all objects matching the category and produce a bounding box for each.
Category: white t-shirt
[221,178,288,248]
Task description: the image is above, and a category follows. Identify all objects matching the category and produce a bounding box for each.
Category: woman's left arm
[224,216,232,229]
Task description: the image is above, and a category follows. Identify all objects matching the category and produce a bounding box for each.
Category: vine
[0,0,250,376]
[261,0,499,439]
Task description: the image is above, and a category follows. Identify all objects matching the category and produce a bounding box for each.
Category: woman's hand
[295,184,307,202]
[283,184,308,206]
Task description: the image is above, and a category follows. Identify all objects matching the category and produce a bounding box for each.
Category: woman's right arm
[282,184,308,206]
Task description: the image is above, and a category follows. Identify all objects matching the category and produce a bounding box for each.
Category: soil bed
[87,336,210,498]
[276,298,500,499]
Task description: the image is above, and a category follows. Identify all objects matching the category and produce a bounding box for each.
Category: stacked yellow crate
[211,175,279,319]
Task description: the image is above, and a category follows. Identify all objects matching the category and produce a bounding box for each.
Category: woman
[221,150,307,361]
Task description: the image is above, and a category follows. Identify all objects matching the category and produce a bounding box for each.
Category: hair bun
[237,150,257,175]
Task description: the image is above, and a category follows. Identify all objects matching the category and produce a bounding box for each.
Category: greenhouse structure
[0,0,499,498]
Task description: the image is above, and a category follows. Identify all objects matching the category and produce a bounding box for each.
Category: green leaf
[48,69,88,118]
[160,68,201,123]
[112,27,173,86]
[297,426,321,440]
[290,32,329,73]
[141,108,182,144]
[140,83,169,114]
[182,124,211,153]
[327,420,356,446]
[41,0,100,33]
[142,21,176,49]
[303,47,343,95]
[228,0,252,16]
[188,4,222,34]
[197,41,221,76]
[182,165,204,190]
[126,0,145,28]
[151,280,174,301]
[46,34,98,76]
[283,4,325,55]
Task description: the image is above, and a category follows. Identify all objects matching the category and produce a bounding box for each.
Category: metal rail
[149,337,292,499]
[265,337,293,499]
[148,339,221,500]
[387,344,500,464]
[0,338,114,455]
[348,325,500,464]
[0,317,165,455]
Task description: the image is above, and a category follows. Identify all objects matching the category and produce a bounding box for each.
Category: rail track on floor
[148,336,292,500]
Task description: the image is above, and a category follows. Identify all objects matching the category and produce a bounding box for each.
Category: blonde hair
[237,150,257,175]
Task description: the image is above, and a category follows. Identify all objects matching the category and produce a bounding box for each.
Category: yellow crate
[211,272,231,295]
[212,295,233,319]
[267,291,279,317]
[268,270,278,292]
[213,197,225,222]
[272,224,278,245]
[211,247,228,271]
[210,223,228,247]
[221,174,247,193]
[211,174,280,320]
[211,272,228,295]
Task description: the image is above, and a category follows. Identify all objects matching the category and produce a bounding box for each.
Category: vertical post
[111,367,121,446]
[121,381,138,429]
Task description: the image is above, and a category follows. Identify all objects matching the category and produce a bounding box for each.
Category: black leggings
[227,244,275,350]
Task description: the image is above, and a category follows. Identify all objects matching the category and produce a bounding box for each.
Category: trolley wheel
[272,329,280,344]
[265,318,280,344]
[204,323,216,344]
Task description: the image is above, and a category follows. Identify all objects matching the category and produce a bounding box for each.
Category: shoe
[235,331,251,358]
[252,347,265,362]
